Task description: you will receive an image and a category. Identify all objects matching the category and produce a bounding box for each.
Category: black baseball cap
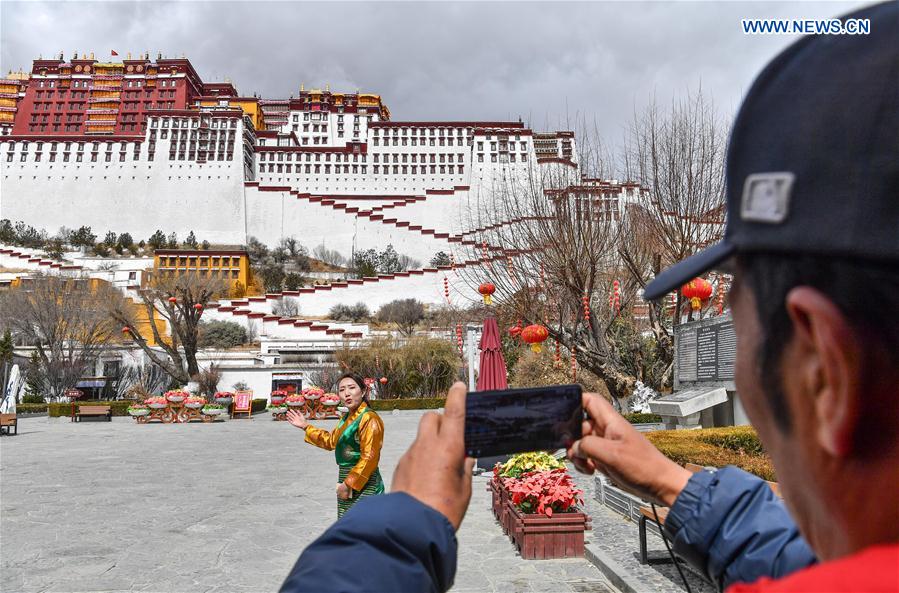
[644,1,898,301]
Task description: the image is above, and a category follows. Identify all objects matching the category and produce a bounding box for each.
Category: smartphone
[464,384,583,458]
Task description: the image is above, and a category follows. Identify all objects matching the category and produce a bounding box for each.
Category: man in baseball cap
[570,1,898,591]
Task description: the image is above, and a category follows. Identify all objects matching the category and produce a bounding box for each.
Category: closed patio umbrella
[476,316,508,391]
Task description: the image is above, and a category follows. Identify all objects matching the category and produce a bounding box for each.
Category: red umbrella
[476,316,508,391]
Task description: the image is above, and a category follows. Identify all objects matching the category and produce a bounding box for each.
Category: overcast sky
[1,1,871,153]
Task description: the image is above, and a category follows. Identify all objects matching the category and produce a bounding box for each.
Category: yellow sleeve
[304,423,343,451]
[344,413,384,492]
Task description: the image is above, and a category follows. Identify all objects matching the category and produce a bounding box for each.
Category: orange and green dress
[304,402,385,517]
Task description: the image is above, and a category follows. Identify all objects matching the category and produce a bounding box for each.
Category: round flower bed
[321,393,340,407]
[165,390,189,403]
[270,389,288,405]
[301,387,324,401]
[128,407,150,417]
[213,391,234,405]
[202,404,226,416]
[285,395,306,407]
[268,405,287,415]
[145,396,168,410]
[184,396,207,409]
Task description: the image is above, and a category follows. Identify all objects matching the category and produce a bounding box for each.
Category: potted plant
[145,396,168,409]
[268,402,288,416]
[165,389,189,403]
[213,391,234,406]
[320,393,340,407]
[184,396,207,409]
[493,452,566,528]
[504,469,590,559]
[127,403,150,417]
[284,394,306,407]
[201,403,226,416]
[270,390,288,405]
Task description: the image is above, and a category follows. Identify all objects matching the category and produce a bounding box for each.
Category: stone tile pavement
[1,413,616,593]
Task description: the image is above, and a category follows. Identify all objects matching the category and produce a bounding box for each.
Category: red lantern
[681,278,713,310]
[122,326,131,334]
[521,324,549,353]
[193,303,203,311]
[167,296,177,304]
[379,377,388,385]
[478,282,496,305]
[508,325,522,339]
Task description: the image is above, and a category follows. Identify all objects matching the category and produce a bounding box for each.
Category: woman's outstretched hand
[286,408,309,430]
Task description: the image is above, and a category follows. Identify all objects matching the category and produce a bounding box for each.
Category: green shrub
[198,320,248,349]
[369,397,446,411]
[251,399,268,414]
[20,393,46,404]
[16,403,48,414]
[624,412,662,424]
[336,337,459,398]
[48,401,133,417]
[645,426,775,481]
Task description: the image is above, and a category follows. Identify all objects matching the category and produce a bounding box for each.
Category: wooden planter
[507,503,591,560]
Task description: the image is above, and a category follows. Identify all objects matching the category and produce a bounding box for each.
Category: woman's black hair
[337,372,369,402]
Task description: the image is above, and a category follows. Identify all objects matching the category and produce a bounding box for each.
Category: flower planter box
[507,502,591,560]
[128,409,150,417]
[269,397,285,406]
[285,401,305,407]
[166,396,185,403]
[214,397,233,406]
[202,408,225,416]
[147,403,168,409]
[184,402,204,409]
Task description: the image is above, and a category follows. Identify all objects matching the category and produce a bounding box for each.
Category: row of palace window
[259,163,464,176]
[157,268,240,279]
[371,127,468,138]
[158,255,242,267]
[149,117,237,129]
[258,151,365,163]
[476,153,528,163]
[374,136,475,147]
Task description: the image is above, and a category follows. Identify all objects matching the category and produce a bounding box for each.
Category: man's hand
[286,408,309,430]
[568,393,692,507]
[392,381,474,530]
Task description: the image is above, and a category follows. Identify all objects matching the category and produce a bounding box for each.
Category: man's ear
[784,287,862,457]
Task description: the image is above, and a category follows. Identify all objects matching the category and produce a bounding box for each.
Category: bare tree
[457,124,665,400]
[306,364,341,392]
[620,90,727,315]
[313,243,347,268]
[0,274,118,399]
[116,355,170,399]
[377,299,426,336]
[107,271,228,385]
[272,298,300,317]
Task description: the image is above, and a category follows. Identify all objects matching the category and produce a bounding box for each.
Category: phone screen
[464,384,583,458]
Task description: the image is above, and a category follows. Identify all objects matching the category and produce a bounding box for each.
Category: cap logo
[740,172,794,224]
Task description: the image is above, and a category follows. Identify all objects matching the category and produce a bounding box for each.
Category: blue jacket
[281,467,816,593]
[280,492,457,593]
[666,466,817,590]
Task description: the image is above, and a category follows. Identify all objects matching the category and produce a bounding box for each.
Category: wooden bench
[638,464,780,565]
[75,405,111,422]
[0,413,16,435]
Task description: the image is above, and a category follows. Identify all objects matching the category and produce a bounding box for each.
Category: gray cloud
[1,1,871,147]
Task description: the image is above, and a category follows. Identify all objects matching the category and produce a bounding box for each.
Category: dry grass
[645,426,776,481]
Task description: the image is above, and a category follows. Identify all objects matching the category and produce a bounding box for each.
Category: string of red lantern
[456,323,464,355]
[582,292,591,322]
[554,339,561,367]
[443,276,450,304]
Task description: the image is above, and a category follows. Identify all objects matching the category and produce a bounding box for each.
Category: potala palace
[0,53,645,394]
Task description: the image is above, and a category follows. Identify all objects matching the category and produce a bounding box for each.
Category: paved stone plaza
[1,412,617,593]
